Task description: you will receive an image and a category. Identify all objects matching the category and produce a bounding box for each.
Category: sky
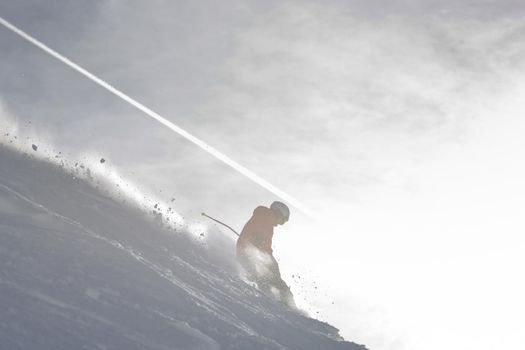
[1,1,525,349]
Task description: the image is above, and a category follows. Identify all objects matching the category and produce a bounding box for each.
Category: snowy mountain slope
[0,145,367,350]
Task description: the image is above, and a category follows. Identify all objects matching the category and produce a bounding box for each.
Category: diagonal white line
[0,17,315,218]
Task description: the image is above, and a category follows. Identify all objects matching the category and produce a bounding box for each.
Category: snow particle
[100,158,106,164]
[31,144,38,151]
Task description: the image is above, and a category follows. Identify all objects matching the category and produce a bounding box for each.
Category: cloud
[3,0,524,208]
[191,2,525,206]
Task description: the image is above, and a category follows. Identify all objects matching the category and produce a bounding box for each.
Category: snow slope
[0,144,367,350]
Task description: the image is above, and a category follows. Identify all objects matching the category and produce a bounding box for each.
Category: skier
[236,201,297,309]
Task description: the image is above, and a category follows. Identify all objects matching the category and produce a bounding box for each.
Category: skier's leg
[265,257,297,309]
[237,250,258,282]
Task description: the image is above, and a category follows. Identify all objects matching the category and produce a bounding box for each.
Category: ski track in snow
[0,279,180,350]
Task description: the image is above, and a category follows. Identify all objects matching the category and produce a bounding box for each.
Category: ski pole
[201,212,240,237]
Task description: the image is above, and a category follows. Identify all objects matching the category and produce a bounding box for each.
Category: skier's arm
[250,231,273,254]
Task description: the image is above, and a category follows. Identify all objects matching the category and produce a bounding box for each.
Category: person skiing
[236,201,296,308]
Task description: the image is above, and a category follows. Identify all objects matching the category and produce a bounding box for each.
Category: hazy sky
[2,1,525,350]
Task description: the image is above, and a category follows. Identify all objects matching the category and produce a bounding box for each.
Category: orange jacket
[236,206,276,256]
